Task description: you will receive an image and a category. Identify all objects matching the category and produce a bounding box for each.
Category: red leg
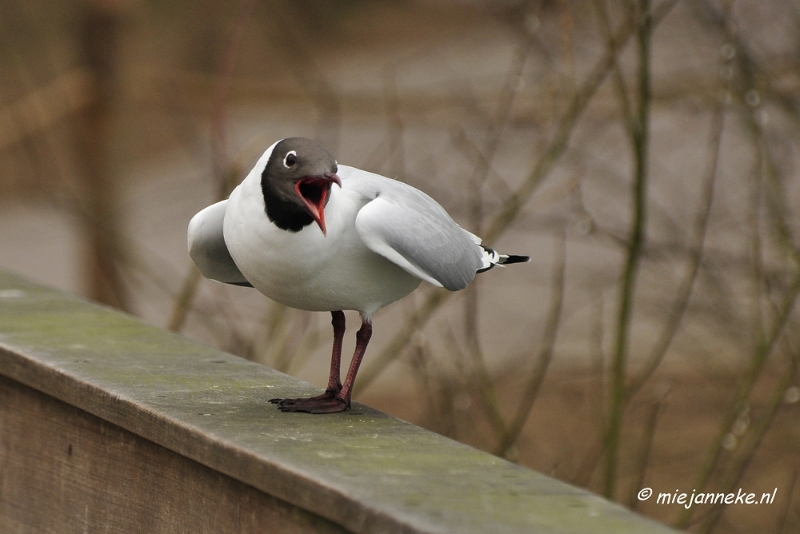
[277,317,373,414]
[270,311,345,406]
[326,310,346,393]
[336,319,372,407]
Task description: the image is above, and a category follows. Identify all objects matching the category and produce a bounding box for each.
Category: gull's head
[260,137,342,235]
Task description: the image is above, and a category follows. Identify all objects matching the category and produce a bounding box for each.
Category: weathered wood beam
[0,270,679,534]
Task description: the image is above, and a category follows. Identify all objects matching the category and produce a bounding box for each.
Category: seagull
[188,137,529,413]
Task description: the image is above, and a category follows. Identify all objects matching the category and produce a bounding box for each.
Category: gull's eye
[283,151,297,168]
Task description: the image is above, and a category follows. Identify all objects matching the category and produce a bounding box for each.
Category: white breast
[222,171,421,317]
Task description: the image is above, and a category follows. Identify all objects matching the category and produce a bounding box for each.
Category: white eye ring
[283,151,297,168]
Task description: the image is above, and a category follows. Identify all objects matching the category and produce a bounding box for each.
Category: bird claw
[269,388,348,413]
[272,396,349,414]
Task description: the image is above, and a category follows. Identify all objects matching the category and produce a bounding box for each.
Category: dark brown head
[260,137,341,235]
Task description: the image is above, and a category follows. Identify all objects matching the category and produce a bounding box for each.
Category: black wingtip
[500,255,530,265]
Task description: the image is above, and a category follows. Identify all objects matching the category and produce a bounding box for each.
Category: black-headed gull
[188,137,529,413]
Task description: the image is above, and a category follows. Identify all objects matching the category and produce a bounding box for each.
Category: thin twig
[441,323,508,439]
[482,0,679,246]
[677,93,800,530]
[495,230,567,457]
[355,288,448,394]
[267,3,342,152]
[604,0,653,500]
[627,105,725,396]
[775,469,798,534]
[449,127,514,200]
[695,343,799,534]
[167,0,256,332]
[592,0,635,134]
[167,267,202,332]
[461,30,536,448]
[628,391,667,509]
[357,0,681,394]
[212,0,257,194]
[676,271,800,528]
[677,26,800,520]
[383,64,406,178]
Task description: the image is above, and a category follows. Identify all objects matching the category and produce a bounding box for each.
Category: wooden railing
[0,270,678,533]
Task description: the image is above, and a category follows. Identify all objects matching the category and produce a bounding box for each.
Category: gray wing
[352,174,482,291]
[187,200,252,287]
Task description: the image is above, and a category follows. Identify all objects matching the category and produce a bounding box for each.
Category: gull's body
[225,166,439,317]
[188,138,528,413]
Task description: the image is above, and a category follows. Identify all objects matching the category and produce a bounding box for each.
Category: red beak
[294,172,342,236]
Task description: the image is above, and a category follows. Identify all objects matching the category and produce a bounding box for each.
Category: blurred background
[1,0,799,532]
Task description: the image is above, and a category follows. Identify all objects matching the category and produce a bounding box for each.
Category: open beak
[294,172,342,236]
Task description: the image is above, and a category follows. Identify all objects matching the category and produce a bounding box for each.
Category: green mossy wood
[0,270,678,533]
